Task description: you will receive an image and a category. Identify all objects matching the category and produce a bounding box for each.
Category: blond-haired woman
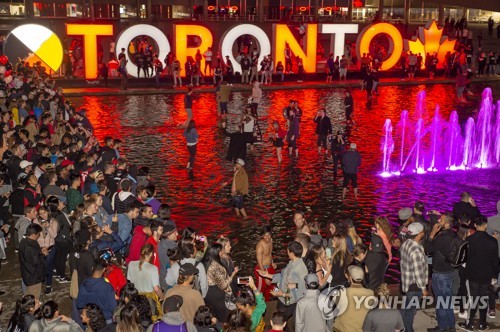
[331,235,352,287]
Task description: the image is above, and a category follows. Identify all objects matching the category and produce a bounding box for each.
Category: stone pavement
[60,75,500,97]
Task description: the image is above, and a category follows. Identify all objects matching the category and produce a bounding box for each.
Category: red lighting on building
[353,0,363,8]
[230,6,238,11]
[299,6,307,12]
[324,7,332,12]
[207,5,215,11]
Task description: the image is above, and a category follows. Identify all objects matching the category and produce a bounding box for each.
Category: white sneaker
[458,311,468,319]
[487,310,495,319]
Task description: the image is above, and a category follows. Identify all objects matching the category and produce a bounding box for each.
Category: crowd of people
[0,24,498,332]
[0,73,497,332]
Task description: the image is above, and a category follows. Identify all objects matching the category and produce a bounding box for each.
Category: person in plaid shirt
[400,222,428,332]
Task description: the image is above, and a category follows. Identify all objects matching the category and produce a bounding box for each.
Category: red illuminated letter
[174,25,213,75]
[274,24,318,73]
[67,24,114,79]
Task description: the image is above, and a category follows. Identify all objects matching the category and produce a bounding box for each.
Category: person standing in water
[287,108,300,158]
[231,159,249,219]
[183,87,193,127]
[344,91,354,125]
[342,143,361,200]
[271,121,287,164]
[183,120,198,170]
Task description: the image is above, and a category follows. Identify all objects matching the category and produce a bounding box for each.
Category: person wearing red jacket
[145,220,163,271]
[125,222,151,265]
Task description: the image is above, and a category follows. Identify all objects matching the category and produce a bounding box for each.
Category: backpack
[153,320,187,332]
[191,261,203,293]
[438,235,469,268]
[447,237,469,268]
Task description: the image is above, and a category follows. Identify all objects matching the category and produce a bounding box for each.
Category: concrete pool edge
[61,76,500,97]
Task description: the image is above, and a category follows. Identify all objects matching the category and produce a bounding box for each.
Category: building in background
[0,0,497,23]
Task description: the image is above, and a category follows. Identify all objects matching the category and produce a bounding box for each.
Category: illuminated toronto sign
[3,20,454,80]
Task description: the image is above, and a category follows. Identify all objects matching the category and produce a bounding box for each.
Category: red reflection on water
[72,82,500,280]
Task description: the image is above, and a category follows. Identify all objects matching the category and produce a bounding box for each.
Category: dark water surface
[73,82,500,283]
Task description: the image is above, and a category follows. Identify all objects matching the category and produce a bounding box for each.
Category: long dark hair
[84,304,107,331]
[7,295,37,332]
[194,305,216,327]
[119,283,138,306]
[41,301,58,320]
[46,196,61,218]
[224,309,249,331]
[202,243,223,270]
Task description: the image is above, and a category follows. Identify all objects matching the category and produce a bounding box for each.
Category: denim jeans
[45,247,56,287]
[432,271,455,329]
[401,289,422,332]
[187,144,197,166]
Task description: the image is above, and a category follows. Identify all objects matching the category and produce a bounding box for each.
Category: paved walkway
[61,75,500,97]
[1,243,499,331]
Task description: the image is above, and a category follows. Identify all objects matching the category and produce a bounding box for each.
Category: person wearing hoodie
[146,295,196,332]
[77,259,117,323]
[15,205,37,247]
[113,179,137,214]
[158,224,178,290]
[125,205,152,265]
[29,301,83,332]
[295,273,327,332]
